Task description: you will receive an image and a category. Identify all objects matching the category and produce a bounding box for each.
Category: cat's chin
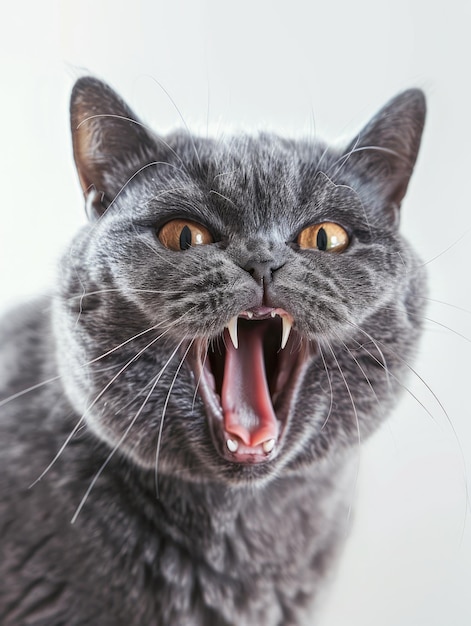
[187,307,314,466]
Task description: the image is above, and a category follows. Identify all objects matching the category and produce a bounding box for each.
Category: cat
[0,77,426,626]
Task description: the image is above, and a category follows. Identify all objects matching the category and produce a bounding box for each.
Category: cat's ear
[70,77,157,220]
[344,89,426,213]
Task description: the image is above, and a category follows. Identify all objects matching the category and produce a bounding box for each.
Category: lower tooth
[262,439,275,453]
[226,439,239,452]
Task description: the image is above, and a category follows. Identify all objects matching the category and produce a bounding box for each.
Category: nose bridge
[240,236,286,283]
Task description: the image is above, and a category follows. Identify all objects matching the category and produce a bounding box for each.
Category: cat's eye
[297,222,349,252]
[158,219,214,251]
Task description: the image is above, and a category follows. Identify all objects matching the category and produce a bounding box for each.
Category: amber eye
[158,219,214,251]
[297,222,349,252]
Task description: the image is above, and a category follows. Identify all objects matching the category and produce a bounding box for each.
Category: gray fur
[0,78,426,625]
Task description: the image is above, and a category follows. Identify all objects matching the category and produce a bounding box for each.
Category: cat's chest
[111,516,304,625]
[103,476,344,625]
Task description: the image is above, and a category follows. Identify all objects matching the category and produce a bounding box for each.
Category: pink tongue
[221,325,279,447]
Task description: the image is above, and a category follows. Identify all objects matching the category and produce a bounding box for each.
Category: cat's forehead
[204,137,302,229]
[134,133,361,235]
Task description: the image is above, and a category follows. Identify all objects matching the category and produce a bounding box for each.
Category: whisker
[78,113,154,134]
[347,317,470,530]
[77,114,187,171]
[379,304,471,344]
[30,328,170,488]
[0,375,62,408]
[326,144,406,179]
[75,282,87,328]
[70,337,186,524]
[105,162,186,215]
[349,323,392,392]
[318,342,334,430]
[208,189,242,212]
[0,322,161,409]
[142,76,202,169]
[325,341,361,448]
[335,332,383,412]
[416,296,471,317]
[312,143,331,178]
[324,134,361,178]
[313,171,372,236]
[30,306,198,486]
[416,315,470,343]
[0,305,194,411]
[413,226,471,271]
[343,317,462,440]
[323,339,362,524]
[155,338,194,499]
[65,288,188,302]
[191,338,209,414]
[211,167,242,184]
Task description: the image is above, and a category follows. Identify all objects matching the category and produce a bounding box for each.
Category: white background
[1,1,470,624]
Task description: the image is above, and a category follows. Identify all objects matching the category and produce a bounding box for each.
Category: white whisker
[318,342,334,431]
[65,288,187,301]
[141,76,202,169]
[416,295,471,316]
[414,226,471,271]
[155,338,194,499]
[0,375,62,408]
[71,338,187,523]
[191,339,209,414]
[0,305,195,412]
[326,143,406,179]
[386,305,471,344]
[77,113,188,172]
[30,306,198,487]
[208,189,242,212]
[335,332,383,411]
[105,162,186,215]
[323,339,362,525]
[30,329,168,488]
[325,134,361,179]
[325,341,361,448]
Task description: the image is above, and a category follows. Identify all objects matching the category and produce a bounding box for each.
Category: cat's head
[56,77,426,486]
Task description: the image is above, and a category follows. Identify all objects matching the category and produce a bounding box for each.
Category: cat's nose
[243,259,284,284]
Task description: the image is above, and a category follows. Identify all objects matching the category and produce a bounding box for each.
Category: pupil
[179,225,192,250]
[317,227,328,251]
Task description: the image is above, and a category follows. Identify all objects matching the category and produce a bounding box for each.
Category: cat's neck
[122,453,354,547]
[134,461,353,586]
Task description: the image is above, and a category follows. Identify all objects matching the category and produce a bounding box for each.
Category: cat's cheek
[118,256,264,338]
[52,305,93,419]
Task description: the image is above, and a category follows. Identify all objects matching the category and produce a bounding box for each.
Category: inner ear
[70,77,158,216]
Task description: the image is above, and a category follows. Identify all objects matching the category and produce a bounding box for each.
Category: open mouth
[189,306,312,465]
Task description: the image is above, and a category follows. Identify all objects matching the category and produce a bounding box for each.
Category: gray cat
[0,77,426,625]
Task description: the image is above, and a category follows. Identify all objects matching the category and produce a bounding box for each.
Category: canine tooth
[281,316,292,349]
[226,316,238,349]
[262,439,275,453]
[226,439,239,453]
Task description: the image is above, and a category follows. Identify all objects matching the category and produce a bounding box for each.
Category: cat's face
[57,78,426,486]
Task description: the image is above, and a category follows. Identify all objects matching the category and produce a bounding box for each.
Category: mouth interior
[206,316,296,449]
[209,318,280,396]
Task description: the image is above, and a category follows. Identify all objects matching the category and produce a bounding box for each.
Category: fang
[281,316,292,349]
[226,439,239,453]
[262,439,275,453]
[225,316,238,349]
